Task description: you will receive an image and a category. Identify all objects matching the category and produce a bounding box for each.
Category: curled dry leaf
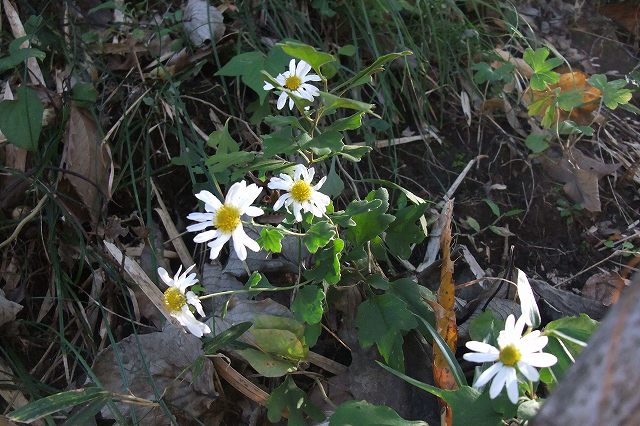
[183,0,225,46]
[582,271,627,306]
[90,325,216,425]
[0,288,22,327]
[540,147,620,212]
[62,103,113,223]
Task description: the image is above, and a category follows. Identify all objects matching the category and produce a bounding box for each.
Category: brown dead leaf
[0,289,22,327]
[540,147,620,212]
[599,1,640,37]
[62,103,112,223]
[90,325,217,424]
[432,200,457,425]
[582,272,627,306]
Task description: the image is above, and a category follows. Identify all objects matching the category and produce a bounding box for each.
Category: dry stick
[0,196,47,250]
[3,0,45,85]
[554,250,622,288]
[151,179,195,268]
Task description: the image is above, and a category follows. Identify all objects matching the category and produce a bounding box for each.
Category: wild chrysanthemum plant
[263,59,321,110]
[187,181,264,260]
[463,314,557,403]
[268,164,330,222]
[159,265,211,337]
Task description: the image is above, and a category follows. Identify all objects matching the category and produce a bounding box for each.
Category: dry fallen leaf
[582,271,628,306]
[183,0,225,46]
[0,288,22,327]
[540,147,620,212]
[599,1,640,37]
[62,103,112,223]
[90,325,217,425]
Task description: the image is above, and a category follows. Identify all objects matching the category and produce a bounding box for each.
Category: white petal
[514,315,527,337]
[306,167,315,182]
[273,193,291,211]
[288,97,295,110]
[186,291,205,317]
[518,333,548,354]
[505,368,519,404]
[237,184,263,211]
[193,229,220,243]
[187,212,214,222]
[195,190,222,210]
[473,362,502,388]
[301,83,319,96]
[292,202,303,222]
[489,365,509,399]
[187,221,210,232]
[277,92,287,110]
[466,341,499,354]
[313,176,327,190]
[245,206,264,217]
[233,227,260,254]
[464,352,500,363]
[263,82,274,90]
[297,60,311,77]
[268,178,293,191]
[296,88,315,101]
[289,59,296,75]
[276,74,286,85]
[520,352,557,368]
[312,191,330,207]
[303,73,322,82]
[504,315,516,334]
[208,234,230,259]
[157,267,172,286]
[225,181,246,206]
[293,164,306,181]
[517,361,540,382]
[173,265,183,282]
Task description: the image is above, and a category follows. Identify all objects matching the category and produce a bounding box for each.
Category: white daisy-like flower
[463,314,557,404]
[263,59,321,110]
[159,265,211,337]
[187,181,264,261]
[268,164,331,222]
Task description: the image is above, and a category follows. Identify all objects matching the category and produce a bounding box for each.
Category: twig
[0,196,47,250]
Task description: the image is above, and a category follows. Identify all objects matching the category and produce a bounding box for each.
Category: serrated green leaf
[525,134,549,153]
[291,286,325,324]
[251,315,308,361]
[469,310,500,342]
[266,376,325,425]
[356,294,416,371]
[329,400,428,426]
[385,203,429,259]
[346,188,395,245]
[303,221,335,253]
[304,130,344,155]
[320,92,375,113]
[262,126,295,157]
[334,51,412,92]
[588,74,633,109]
[257,227,285,253]
[329,112,365,131]
[305,238,344,284]
[264,115,304,130]
[207,119,239,153]
[8,388,109,423]
[339,145,371,162]
[278,41,336,75]
[557,89,585,111]
[0,86,43,151]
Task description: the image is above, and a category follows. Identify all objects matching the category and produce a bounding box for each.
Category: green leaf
[337,44,357,57]
[556,120,594,136]
[385,203,429,259]
[278,41,336,75]
[266,376,325,425]
[71,83,98,105]
[262,126,296,157]
[8,388,110,423]
[469,310,501,342]
[251,315,308,361]
[203,322,252,355]
[525,134,549,153]
[0,86,44,151]
[237,348,297,377]
[356,294,417,372]
[264,115,304,131]
[257,227,285,253]
[544,314,597,353]
[588,74,633,109]
[340,145,371,162]
[334,51,412,92]
[303,221,335,253]
[466,216,481,233]
[329,400,428,426]
[291,286,325,324]
[321,157,344,197]
[216,51,268,101]
[377,363,502,426]
[517,399,542,421]
[319,92,375,114]
[305,130,344,155]
[557,90,585,111]
[346,188,395,245]
[0,41,46,73]
[305,238,345,284]
[471,62,515,85]
[483,198,500,217]
[207,119,239,153]
[488,225,515,237]
[62,398,108,426]
[328,112,365,131]
[524,47,562,90]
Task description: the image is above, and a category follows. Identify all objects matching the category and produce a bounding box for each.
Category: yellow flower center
[285,75,302,90]
[163,287,186,313]
[499,344,521,366]
[290,180,312,203]
[214,204,241,233]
